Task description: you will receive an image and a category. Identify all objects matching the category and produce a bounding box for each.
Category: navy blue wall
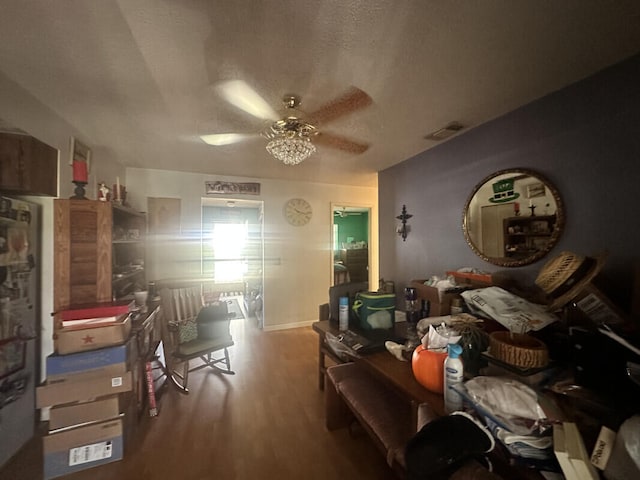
[379,54,640,310]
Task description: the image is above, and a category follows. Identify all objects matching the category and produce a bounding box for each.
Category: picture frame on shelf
[530,220,550,234]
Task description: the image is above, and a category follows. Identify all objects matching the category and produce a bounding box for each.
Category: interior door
[331,204,371,286]
[480,204,513,258]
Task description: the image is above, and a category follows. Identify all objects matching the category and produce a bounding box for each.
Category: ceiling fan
[334,207,363,218]
[200,80,372,165]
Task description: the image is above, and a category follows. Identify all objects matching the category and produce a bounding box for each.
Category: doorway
[480,203,512,258]
[331,203,371,286]
[201,198,264,326]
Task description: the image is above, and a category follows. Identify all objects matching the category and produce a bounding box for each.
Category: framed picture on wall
[148,197,181,235]
[526,182,546,198]
[205,181,261,195]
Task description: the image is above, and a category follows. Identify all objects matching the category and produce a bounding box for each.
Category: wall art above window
[205,181,260,196]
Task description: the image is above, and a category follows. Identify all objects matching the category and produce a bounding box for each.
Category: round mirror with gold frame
[462,168,565,267]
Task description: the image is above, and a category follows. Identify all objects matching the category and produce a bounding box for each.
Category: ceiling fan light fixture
[263,115,317,165]
[266,135,316,165]
[204,85,371,161]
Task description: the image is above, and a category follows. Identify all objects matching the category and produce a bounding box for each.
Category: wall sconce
[396,204,412,241]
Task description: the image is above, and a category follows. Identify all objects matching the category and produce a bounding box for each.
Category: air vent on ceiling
[424,122,465,141]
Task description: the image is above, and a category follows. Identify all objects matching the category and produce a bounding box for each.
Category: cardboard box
[445,271,493,289]
[46,344,128,381]
[57,300,134,321]
[410,280,457,316]
[54,315,131,355]
[43,419,123,480]
[573,283,628,325]
[37,371,132,408]
[49,395,120,431]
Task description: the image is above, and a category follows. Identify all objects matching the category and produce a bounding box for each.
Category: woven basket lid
[535,251,606,311]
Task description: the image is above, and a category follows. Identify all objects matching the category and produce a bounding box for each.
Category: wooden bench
[325,363,502,479]
[325,363,433,475]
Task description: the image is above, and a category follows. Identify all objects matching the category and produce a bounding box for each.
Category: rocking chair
[159,285,235,394]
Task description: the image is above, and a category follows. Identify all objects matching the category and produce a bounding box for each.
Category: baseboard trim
[263,319,314,332]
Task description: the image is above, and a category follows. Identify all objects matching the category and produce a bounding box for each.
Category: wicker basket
[489,331,549,369]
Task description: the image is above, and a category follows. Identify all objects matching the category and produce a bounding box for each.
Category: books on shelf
[553,422,600,480]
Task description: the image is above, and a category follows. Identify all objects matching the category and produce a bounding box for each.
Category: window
[211,222,248,282]
[201,201,263,288]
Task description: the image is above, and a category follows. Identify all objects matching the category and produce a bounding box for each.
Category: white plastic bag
[461,286,557,332]
[604,415,640,480]
[462,376,546,435]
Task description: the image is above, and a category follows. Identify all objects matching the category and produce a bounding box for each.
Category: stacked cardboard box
[53,300,133,355]
[38,302,137,479]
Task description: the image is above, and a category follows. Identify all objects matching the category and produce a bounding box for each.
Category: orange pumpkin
[412,344,448,394]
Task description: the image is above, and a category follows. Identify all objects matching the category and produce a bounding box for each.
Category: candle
[529,199,532,207]
[72,160,88,183]
[116,177,120,201]
[514,202,520,212]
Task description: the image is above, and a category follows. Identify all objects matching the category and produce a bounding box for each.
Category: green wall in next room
[334,213,369,247]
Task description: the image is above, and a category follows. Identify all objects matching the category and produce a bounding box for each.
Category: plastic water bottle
[339,297,349,331]
[444,343,464,413]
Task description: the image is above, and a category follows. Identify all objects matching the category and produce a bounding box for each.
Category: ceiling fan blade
[307,86,372,125]
[215,80,279,121]
[200,132,259,146]
[314,132,370,154]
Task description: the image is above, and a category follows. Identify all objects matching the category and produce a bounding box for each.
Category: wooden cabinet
[503,215,556,259]
[0,132,58,196]
[112,204,146,301]
[54,200,112,311]
[340,248,368,283]
[54,200,146,311]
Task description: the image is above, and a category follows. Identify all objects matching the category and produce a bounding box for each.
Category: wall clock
[284,198,312,226]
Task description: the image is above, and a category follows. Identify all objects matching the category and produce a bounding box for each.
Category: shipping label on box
[574,284,627,325]
[37,371,132,408]
[54,316,131,355]
[49,395,120,431]
[43,419,123,480]
[46,343,128,380]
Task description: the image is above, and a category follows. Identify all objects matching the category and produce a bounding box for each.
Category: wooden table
[311,320,445,418]
[312,320,545,480]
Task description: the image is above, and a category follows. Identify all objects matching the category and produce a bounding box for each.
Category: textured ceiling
[1,1,640,187]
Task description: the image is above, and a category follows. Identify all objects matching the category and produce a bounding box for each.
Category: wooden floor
[1,315,398,480]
